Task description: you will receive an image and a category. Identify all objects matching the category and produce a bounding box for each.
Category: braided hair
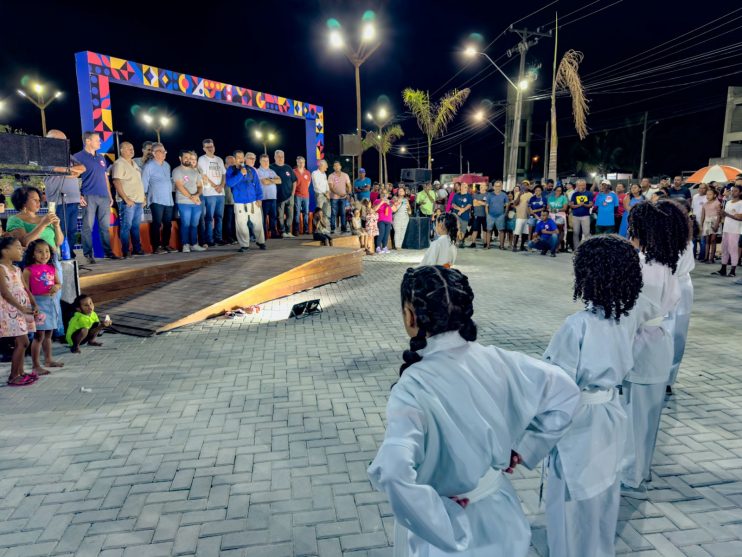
[628,199,689,273]
[398,266,477,377]
[573,235,642,322]
[436,213,458,244]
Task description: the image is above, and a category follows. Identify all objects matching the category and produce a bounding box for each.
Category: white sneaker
[182,245,191,253]
[192,244,207,252]
[284,232,295,238]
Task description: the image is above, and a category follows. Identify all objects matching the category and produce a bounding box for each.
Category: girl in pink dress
[364,199,379,255]
[23,239,64,375]
[0,237,37,386]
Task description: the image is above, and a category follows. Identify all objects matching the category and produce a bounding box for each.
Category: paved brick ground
[1,246,740,556]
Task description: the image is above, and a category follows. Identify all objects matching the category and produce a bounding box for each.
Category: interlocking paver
[0,248,740,555]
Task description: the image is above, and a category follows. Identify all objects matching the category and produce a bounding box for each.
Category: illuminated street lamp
[141,113,171,142]
[366,106,392,183]
[464,46,535,190]
[327,11,381,169]
[254,129,277,155]
[472,109,505,137]
[16,81,62,136]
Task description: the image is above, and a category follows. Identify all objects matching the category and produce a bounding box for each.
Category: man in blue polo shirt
[595,179,619,234]
[74,131,117,263]
[528,209,559,256]
[353,168,371,201]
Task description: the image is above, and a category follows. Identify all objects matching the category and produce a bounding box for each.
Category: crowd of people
[369,195,699,557]
[421,174,742,275]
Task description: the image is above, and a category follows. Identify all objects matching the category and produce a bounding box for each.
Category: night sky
[2,0,741,182]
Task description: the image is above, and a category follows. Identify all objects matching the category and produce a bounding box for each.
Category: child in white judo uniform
[367,265,580,557]
[621,200,688,498]
[543,235,643,557]
[666,202,695,393]
[420,214,458,268]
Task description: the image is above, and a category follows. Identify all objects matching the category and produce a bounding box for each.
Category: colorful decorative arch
[75,51,324,168]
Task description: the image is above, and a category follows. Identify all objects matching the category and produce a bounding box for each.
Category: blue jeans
[55,202,79,253]
[203,195,225,243]
[262,199,279,237]
[376,221,391,250]
[178,203,201,247]
[529,235,559,254]
[118,201,143,255]
[82,194,112,258]
[331,198,347,232]
[295,196,310,233]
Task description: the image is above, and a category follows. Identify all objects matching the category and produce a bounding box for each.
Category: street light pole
[639,111,649,180]
[17,84,62,136]
[329,18,380,171]
[505,27,552,191]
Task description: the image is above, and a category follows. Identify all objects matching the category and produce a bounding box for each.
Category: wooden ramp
[91,240,363,336]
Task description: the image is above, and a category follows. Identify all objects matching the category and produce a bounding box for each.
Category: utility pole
[543,120,549,180]
[639,111,649,180]
[459,144,463,175]
[506,26,552,191]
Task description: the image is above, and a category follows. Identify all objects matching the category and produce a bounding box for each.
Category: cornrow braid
[573,235,643,322]
[628,199,689,273]
[398,266,477,378]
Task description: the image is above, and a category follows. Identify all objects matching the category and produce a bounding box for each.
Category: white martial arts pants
[235,202,264,248]
[546,452,620,557]
[620,380,666,488]
[666,311,691,386]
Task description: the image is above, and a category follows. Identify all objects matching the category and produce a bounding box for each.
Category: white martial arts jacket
[626,254,680,384]
[420,235,457,267]
[367,331,580,557]
[543,310,633,500]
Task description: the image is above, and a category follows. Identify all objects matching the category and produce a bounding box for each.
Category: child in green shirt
[66,293,112,353]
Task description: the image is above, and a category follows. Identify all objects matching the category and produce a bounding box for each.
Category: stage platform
[77,239,364,336]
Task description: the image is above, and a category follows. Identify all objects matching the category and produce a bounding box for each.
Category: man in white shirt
[197,139,227,246]
[691,183,708,259]
[640,177,659,201]
[311,159,330,217]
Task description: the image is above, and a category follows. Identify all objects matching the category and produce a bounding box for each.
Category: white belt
[644,316,664,327]
[580,388,614,405]
[454,468,503,504]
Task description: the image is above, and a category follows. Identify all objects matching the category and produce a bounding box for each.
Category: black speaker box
[402,217,431,250]
[0,134,70,168]
[400,168,432,184]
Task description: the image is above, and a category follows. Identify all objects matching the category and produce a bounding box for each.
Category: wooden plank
[97,244,363,336]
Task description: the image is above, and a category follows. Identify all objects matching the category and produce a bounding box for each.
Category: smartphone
[48,201,56,213]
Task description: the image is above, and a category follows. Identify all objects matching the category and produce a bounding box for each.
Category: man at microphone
[44,130,86,258]
[226,151,266,252]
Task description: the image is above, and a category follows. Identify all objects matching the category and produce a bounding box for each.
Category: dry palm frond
[555,50,589,140]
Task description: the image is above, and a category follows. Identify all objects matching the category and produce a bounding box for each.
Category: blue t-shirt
[528,194,547,216]
[452,193,472,221]
[485,191,509,217]
[571,191,592,217]
[353,177,372,200]
[595,192,618,226]
[535,218,558,241]
[141,160,173,206]
[74,149,109,198]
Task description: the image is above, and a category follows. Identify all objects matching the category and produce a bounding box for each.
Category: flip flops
[7,374,37,387]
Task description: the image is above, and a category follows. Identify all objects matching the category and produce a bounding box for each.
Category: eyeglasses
[154,150,166,154]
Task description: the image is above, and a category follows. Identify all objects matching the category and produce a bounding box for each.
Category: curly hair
[628,199,689,273]
[10,186,42,212]
[573,235,642,322]
[436,213,458,244]
[398,266,477,377]
[22,239,55,268]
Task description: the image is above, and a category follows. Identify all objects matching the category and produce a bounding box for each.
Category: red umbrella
[453,174,489,184]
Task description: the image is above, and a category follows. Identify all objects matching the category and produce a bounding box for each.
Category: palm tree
[402,88,470,170]
[362,125,404,185]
